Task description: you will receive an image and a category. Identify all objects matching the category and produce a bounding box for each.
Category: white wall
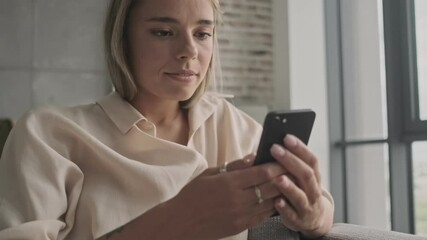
[340,0,390,230]
[272,0,330,190]
[273,0,392,230]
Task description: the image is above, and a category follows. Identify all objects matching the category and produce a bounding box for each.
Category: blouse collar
[97,91,222,135]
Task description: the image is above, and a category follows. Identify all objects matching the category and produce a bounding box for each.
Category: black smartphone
[254,109,316,165]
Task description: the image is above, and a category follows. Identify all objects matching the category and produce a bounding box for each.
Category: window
[414,0,427,120]
[412,1,427,235]
[326,0,427,236]
[413,141,427,235]
[326,0,391,230]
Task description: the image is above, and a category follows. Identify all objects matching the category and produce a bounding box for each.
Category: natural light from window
[415,0,427,120]
[414,1,427,235]
[412,141,427,236]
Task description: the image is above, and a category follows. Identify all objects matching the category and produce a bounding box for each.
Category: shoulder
[16,105,64,132]
[14,103,100,136]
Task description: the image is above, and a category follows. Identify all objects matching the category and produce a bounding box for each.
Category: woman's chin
[178,92,196,102]
[164,90,196,103]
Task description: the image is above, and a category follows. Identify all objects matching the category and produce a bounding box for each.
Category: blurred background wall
[0,0,111,119]
[0,0,278,118]
[0,0,330,188]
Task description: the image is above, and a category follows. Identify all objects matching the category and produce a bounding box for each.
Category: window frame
[383,0,427,232]
[326,0,427,234]
[401,0,427,138]
[383,0,415,233]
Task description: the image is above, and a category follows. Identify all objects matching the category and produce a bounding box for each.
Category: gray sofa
[248,216,427,240]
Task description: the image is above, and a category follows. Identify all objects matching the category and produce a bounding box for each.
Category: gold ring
[254,186,263,204]
[219,162,228,173]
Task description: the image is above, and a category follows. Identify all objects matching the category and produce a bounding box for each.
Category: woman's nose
[176,35,198,60]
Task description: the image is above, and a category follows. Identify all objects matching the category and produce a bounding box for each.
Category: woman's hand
[270,134,334,238]
[165,155,286,240]
[99,155,288,240]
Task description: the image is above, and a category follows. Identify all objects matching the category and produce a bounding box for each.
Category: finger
[241,176,284,205]
[270,144,321,203]
[275,175,310,214]
[199,167,221,177]
[231,162,286,189]
[246,207,278,230]
[271,144,321,203]
[254,199,276,214]
[203,154,256,176]
[275,198,300,232]
[226,154,256,172]
[284,134,321,183]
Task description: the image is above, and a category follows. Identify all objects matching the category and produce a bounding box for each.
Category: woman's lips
[165,70,197,83]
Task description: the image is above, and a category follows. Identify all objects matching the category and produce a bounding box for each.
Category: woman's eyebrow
[145,17,214,25]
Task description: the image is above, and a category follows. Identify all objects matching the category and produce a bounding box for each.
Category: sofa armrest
[248,216,427,240]
[248,216,299,240]
[317,223,427,240]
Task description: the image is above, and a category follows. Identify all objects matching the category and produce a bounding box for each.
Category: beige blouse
[0,92,264,240]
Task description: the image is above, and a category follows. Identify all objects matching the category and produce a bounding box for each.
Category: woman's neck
[129,94,184,127]
[129,93,190,145]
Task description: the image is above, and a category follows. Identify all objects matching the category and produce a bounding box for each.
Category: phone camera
[275,116,287,124]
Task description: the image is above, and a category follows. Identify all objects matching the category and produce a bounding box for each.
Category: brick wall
[218,0,274,105]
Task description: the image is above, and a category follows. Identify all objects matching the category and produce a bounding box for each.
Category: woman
[0,0,334,239]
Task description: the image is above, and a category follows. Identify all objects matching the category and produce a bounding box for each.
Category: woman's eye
[195,32,212,40]
[151,29,174,37]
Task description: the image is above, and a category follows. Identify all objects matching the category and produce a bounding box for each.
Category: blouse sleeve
[0,109,84,239]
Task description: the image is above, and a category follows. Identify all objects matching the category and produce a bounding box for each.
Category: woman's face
[126,0,215,102]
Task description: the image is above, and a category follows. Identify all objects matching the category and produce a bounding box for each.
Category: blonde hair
[104,0,223,108]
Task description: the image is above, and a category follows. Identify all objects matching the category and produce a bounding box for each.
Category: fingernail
[280,176,289,188]
[244,154,255,164]
[277,198,286,209]
[271,144,285,157]
[285,134,298,147]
